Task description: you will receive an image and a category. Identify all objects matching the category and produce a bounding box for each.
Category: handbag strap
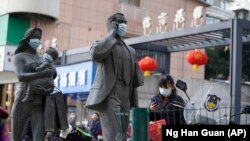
[49,86,62,95]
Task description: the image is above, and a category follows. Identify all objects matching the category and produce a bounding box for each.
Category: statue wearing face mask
[149,75,186,125]
[86,13,144,141]
[117,23,128,37]
[28,38,41,50]
[11,28,57,141]
[21,47,59,103]
[12,29,71,141]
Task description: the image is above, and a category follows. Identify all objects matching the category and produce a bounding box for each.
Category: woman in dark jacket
[149,75,186,125]
[87,112,102,140]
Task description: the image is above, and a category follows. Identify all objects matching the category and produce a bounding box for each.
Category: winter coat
[149,93,186,125]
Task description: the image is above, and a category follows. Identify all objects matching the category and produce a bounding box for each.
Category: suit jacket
[86,33,144,110]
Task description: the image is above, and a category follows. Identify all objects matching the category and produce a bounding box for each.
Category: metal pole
[131,107,149,141]
[165,52,170,74]
[230,18,242,124]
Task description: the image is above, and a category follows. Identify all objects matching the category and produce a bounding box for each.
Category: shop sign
[142,6,204,35]
[0,46,15,72]
[54,61,95,94]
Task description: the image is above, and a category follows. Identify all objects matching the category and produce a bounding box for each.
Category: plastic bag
[148,119,166,141]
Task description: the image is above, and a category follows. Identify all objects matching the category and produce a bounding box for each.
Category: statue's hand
[25,63,39,70]
[109,21,118,36]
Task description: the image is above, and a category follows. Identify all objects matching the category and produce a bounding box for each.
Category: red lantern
[138,56,158,77]
[186,49,208,71]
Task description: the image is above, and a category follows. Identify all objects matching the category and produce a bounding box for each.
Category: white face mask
[117,23,127,36]
[159,87,171,97]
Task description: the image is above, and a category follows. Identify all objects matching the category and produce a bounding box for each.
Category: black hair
[94,112,100,117]
[158,74,175,87]
[45,47,59,61]
[158,74,177,95]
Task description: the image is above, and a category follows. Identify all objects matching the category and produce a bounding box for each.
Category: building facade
[0,0,220,122]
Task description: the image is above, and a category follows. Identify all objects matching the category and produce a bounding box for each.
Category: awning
[125,19,250,53]
[125,18,250,124]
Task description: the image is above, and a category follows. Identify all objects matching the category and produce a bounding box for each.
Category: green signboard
[0,15,9,45]
[0,14,29,46]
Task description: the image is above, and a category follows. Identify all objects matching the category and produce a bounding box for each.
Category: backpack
[66,127,92,141]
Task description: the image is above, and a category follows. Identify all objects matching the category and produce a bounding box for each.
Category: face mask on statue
[159,87,172,97]
[43,53,53,62]
[117,23,127,37]
[28,38,41,50]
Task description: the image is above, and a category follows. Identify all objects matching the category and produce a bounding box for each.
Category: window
[224,0,233,11]
[120,0,140,7]
[205,0,214,5]
[205,0,233,10]
[214,0,221,7]
[206,16,221,25]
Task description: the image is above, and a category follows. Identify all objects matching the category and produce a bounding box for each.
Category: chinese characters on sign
[142,6,204,35]
[142,16,152,36]
[192,6,204,27]
[0,46,16,71]
[54,70,87,88]
[173,8,185,30]
[157,12,168,33]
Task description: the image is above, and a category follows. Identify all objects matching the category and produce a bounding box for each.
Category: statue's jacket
[86,33,144,110]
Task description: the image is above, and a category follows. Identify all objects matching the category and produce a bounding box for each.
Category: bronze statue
[11,28,55,141]
[86,13,144,141]
[22,47,59,103]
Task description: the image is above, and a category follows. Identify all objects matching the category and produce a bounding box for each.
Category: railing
[149,105,250,125]
[125,106,250,140]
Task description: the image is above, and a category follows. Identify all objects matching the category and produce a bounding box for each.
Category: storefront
[54,61,96,121]
[0,45,17,112]
[55,61,95,96]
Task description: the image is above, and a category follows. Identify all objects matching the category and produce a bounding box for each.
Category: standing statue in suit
[86,13,144,141]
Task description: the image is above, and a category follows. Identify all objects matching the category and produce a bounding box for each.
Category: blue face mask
[43,53,53,62]
[159,87,172,97]
[28,39,41,50]
[117,23,127,37]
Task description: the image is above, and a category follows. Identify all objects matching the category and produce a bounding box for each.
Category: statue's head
[15,28,42,54]
[44,47,59,62]
[106,13,127,32]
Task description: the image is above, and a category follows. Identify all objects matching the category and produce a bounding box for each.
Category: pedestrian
[67,112,76,128]
[149,74,186,125]
[86,13,144,141]
[0,107,10,141]
[87,112,102,140]
[11,27,55,141]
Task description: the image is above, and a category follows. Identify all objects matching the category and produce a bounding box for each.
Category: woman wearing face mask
[149,75,186,125]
